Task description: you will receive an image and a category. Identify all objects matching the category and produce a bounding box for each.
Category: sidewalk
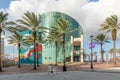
[0,63,120,75]
[79,62,120,73]
[81,67,120,73]
[0,64,49,75]
[0,71,120,80]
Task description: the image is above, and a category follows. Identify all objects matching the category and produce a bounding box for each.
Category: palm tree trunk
[113,40,116,64]
[37,33,42,67]
[100,43,103,63]
[112,29,116,64]
[0,31,2,72]
[111,53,113,59]
[36,43,39,67]
[33,31,37,70]
[102,53,104,62]
[62,34,66,71]
[18,43,21,68]
[55,41,58,66]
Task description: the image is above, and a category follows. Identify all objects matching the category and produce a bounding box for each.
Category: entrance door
[73,55,80,62]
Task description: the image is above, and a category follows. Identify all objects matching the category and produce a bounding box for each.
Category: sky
[0,0,11,8]
[0,0,120,59]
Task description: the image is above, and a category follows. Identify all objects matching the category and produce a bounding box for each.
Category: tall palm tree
[93,51,97,62]
[8,31,23,68]
[117,49,120,56]
[36,31,45,67]
[108,48,114,59]
[17,11,42,70]
[23,31,45,67]
[94,34,110,63]
[100,15,120,64]
[23,35,34,45]
[101,50,106,62]
[46,29,61,66]
[53,18,78,71]
[0,11,14,71]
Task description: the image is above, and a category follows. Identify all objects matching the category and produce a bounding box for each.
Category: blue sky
[0,0,11,8]
[0,0,99,8]
[0,0,18,57]
[0,0,120,60]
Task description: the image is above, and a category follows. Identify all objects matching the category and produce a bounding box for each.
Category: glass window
[45,57,47,60]
[74,46,80,50]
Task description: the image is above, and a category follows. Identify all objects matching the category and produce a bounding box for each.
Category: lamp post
[90,35,93,69]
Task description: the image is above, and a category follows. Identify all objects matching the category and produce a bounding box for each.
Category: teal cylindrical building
[41,12,83,64]
[20,11,84,64]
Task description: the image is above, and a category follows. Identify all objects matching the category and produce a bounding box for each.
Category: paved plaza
[0,63,120,80]
[0,63,119,75]
[0,71,120,80]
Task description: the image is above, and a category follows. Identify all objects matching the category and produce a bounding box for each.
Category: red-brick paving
[0,62,120,75]
[66,62,120,70]
[0,64,49,75]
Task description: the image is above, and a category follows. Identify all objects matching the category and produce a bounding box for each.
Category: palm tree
[46,29,61,66]
[108,48,114,61]
[101,50,106,62]
[117,49,120,56]
[24,31,46,67]
[94,34,110,63]
[0,11,15,71]
[100,15,120,64]
[23,35,34,45]
[53,18,78,71]
[93,51,97,62]
[36,31,45,67]
[17,11,42,70]
[8,31,22,68]
[23,31,45,67]
[108,48,114,62]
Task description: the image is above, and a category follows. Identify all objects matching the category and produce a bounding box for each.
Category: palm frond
[94,33,110,45]
[8,31,23,46]
[0,11,8,23]
[100,15,119,31]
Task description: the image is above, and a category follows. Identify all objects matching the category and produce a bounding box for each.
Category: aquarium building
[20,12,84,64]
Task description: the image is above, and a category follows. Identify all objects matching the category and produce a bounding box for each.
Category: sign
[89,42,96,49]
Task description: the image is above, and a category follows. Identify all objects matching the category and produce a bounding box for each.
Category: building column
[80,35,84,63]
[71,36,73,62]
[80,49,83,63]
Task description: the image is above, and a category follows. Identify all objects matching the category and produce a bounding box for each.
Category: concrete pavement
[81,67,120,73]
[0,71,120,80]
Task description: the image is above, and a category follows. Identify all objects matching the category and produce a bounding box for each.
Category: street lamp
[90,35,93,69]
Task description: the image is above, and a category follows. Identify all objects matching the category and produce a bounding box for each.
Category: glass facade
[20,11,83,64]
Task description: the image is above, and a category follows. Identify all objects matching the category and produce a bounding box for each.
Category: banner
[89,42,96,49]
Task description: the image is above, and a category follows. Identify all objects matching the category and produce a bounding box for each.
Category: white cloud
[1,0,120,40]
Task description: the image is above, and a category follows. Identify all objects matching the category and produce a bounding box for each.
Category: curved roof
[41,11,83,40]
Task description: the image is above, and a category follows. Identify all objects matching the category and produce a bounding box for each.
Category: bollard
[51,65,53,73]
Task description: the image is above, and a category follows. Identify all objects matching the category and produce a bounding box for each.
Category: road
[0,71,120,80]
